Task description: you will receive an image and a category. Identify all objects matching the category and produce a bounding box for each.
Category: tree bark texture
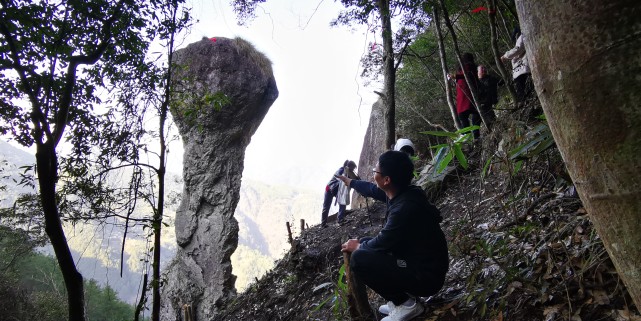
[36,142,86,321]
[515,0,641,308]
[378,0,397,149]
[432,5,462,130]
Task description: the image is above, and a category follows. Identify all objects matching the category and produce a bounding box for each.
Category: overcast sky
[171,0,380,190]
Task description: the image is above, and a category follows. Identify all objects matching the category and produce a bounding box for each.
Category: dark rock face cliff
[160,37,278,321]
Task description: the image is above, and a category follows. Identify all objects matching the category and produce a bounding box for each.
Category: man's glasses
[372,169,385,176]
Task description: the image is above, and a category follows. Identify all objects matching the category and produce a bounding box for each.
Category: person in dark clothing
[452,52,481,140]
[336,151,449,321]
[477,65,504,130]
[320,160,358,228]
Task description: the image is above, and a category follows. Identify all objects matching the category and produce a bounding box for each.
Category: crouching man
[337,151,449,321]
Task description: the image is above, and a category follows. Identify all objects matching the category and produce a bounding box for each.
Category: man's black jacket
[350,180,449,280]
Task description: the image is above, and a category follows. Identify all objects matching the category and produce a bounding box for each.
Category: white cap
[393,138,415,155]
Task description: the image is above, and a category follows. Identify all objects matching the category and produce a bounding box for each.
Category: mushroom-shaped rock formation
[160,37,278,321]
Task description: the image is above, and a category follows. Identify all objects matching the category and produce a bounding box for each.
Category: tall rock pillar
[161,37,278,320]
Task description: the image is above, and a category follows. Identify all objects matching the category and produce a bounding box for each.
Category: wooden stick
[286,222,293,244]
[343,252,375,321]
[300,219,305,232]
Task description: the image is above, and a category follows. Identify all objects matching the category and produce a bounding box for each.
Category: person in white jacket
[501,27,531,105]
[335,160,360,226]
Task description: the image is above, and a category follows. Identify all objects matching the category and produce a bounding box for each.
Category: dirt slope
[213,115,640,321]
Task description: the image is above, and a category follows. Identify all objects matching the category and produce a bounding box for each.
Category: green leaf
[313,295,333,312]
[509,134,546,159]
[455,125,480,135]
[429,143,450,149]
[513,160,523,175]
[437,149,454,174]
[528,134,556,156]
[432,146,449,169]
[452,144,468,170]
[454,132,473,144]
[337,263,346,289]
[481,154,495,179]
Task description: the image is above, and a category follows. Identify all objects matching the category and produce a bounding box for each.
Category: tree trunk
[486,0,517,103]
[432,5,461,130]
[152,172,163,321]
[151,3,179,319]
[378,0,396,149]
[36,141,86,321]
[515,0,641,308]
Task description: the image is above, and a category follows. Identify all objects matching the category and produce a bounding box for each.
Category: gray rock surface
[352,97,387,209]
[160,37,278,321]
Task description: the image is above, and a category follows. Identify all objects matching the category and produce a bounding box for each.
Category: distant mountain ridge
[0,140,36,206]
[1,139,323,301]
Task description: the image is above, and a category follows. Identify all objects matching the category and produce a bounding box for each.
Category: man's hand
[341,238,360,253]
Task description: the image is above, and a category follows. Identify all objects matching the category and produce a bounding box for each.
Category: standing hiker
[501,27,532,106]
[321,160,358,228]
[477,65,503,129]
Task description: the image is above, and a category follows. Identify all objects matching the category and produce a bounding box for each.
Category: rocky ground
[212,108,640,321]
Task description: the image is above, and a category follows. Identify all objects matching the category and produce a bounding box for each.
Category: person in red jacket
[451,52,481,140]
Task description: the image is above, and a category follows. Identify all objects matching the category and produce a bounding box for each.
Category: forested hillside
[233,179,322,291]
[0,226,143,320]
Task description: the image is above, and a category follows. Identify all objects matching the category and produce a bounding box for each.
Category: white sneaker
[378,301,395,315]
[381,301,424,321]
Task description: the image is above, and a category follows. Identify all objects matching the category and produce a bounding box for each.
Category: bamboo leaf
[437,149,454,173]
[453,144,468,169]
[455,125,480,135]
[509,134,546,159]
[528,134,556,156]
[481,154,495,179]
[432,146,449,170]
[429,143,450,149]
[454,132,473,144]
